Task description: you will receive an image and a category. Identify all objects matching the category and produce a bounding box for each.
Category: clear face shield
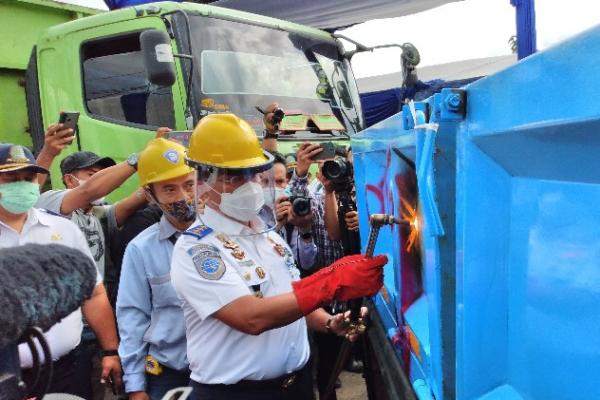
[194,164,278,236]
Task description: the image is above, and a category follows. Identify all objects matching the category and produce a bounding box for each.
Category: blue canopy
[104,0,181,9]
[360,78,478,127]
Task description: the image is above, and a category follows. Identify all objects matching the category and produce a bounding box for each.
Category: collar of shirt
[158,214,179,241]
[201,207,266,236]
[0,208,52,234]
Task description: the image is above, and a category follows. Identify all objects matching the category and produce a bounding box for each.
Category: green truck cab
[2,1,363,199]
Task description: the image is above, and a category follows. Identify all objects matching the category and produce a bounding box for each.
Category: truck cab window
[82,33,174,128]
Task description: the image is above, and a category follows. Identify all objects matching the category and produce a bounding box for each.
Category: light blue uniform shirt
[117,216,188,393]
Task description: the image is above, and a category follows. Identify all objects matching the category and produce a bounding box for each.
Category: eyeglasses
[214,175,252,186]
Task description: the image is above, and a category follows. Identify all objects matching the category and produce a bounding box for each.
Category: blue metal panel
[357,24,600,400]
[456,25,600,400]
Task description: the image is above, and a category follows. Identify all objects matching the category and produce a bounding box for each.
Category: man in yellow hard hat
[170,113,388,400]
[116,138,195,400]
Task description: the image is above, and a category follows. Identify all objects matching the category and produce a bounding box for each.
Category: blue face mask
[0,181,40,214]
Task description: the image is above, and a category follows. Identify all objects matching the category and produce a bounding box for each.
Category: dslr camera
[288,195,311,217]
[322,158,353,184]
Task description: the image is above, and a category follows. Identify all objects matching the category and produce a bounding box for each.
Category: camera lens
[272,108,285,124]
[292,196,311,217]
[322,159,348,181]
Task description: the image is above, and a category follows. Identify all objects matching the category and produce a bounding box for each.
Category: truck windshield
[180,14,363,136]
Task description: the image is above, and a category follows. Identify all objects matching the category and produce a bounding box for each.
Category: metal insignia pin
[232,249,245,260]
[273,243,286,257]
[255,266,266,279]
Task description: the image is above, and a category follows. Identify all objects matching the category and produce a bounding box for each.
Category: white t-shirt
[37,189,118,278]
[171,207,310,384]
[0,208,99,368]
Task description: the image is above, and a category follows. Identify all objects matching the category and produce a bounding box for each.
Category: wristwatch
[101,349,119,357]
[264,130,279,139]
[127,152,139,170]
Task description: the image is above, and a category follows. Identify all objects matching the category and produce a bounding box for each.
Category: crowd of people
[0,108,388,400]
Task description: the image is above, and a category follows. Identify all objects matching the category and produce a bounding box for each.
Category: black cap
[0,144,49,174]
[60,151,116,175]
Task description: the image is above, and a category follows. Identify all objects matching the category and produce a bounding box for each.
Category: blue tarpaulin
[104,0,181,9]
[511,0,537,59]
[359,78,478,127]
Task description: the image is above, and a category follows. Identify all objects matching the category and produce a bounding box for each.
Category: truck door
[36,17,186,199]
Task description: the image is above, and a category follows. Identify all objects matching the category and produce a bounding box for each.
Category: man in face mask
[35,139,148,400]
[36,150,146,277]
[0,144,122,398]
[270,152,317,272]
[116,138,195,400]
[171,113,389,400]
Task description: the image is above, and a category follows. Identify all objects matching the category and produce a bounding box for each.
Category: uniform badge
[145,355,163,376]
[255,266,266,279]
[189,244,225,280]
[183,224,213,240]
[51,232,62,241]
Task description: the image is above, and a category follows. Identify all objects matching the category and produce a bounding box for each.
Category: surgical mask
[0,181,40,214]
[160,198,196,223]
[72,176,105,206]
[219,181,265,222]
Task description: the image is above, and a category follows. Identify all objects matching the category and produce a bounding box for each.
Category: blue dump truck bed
[354,24,600,400]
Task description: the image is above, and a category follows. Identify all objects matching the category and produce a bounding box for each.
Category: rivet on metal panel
[445,93,462,111]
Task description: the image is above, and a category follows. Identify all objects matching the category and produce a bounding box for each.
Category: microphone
[0,243,97,348]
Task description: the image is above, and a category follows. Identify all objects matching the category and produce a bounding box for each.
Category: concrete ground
[337,371,367,400]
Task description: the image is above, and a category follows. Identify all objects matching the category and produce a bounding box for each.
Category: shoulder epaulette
[183,224,213,240]
[39,208,69,219]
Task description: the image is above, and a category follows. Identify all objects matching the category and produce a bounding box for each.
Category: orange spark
[400,197,420,252]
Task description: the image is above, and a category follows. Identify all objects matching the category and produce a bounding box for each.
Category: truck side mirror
[140,30,176,87]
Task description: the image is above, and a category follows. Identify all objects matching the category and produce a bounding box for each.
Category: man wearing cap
[36,147,145,399]
[0,144,122,398]
[116,138,195,400]
[36,149,145,277]
[171,114,388,400]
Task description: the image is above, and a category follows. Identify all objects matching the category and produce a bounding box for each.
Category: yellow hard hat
[187,113,273,170]
[138,138,193,186]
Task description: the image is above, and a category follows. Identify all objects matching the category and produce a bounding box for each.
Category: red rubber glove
[291,254,388,315]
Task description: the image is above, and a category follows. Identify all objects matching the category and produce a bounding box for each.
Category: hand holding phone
[312,142,336,161]
[58,111,79,131]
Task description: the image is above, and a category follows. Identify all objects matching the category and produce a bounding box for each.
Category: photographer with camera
[260,102,285,154]
[289,143,363,399]
[316,147,360,243]
[270,153,317,272]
